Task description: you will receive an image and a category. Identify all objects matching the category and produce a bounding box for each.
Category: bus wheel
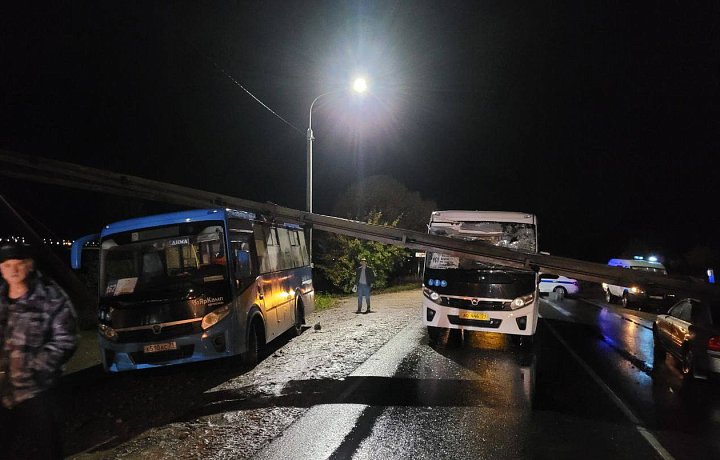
[427,326,444,344]
[243,320,260,368]
[512,334,534,349]
[292,299,305,337]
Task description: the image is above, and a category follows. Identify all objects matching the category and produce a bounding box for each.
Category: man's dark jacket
[355,266,376,287]
[0,273,77,409]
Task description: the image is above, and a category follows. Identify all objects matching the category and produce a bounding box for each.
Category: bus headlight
[511,293,535,310]
[423,287,442,304]
[202,305,231,330]
[99,324,118,341]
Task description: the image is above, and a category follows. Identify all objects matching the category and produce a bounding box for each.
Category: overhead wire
[183,38,305,136]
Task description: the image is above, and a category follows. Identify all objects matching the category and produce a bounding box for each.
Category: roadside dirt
[68,289,420,459]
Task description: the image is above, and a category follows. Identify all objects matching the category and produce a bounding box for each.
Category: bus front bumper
[422,296,538,336]
[98,322,235,372]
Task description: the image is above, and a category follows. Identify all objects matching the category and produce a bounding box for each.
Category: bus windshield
[427,222,536,270]
[100,222,228,298]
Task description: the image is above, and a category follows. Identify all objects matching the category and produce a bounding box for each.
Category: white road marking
[544,299,572,317]
[546,322,675,460]
[254,319,424,459]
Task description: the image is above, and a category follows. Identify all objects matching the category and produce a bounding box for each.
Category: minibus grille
[117,322,202,344]
[445,297,509,311]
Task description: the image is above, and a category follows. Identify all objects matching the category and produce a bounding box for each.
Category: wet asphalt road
[255,297,720,460]
[59,292,720,459]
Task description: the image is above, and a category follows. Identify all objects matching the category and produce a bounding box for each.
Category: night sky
[1,1,718,267]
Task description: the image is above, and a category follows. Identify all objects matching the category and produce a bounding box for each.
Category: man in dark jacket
[0,242,78,459]
[354,258,375,313]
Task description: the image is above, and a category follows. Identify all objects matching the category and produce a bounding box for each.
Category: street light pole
[306,90,339,262]
[306,78,367,262]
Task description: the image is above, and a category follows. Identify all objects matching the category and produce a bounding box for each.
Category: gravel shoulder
[71,289,421,459]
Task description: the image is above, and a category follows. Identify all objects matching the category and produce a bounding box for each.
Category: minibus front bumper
[98,320,235,372]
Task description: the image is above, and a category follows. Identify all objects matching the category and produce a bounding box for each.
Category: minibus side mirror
[71,234,100,269]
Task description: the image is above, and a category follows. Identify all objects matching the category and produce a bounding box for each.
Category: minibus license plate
[144,342,177,353]
[460,312,489,321]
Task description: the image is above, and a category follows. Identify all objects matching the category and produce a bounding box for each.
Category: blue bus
[72,208,315,372]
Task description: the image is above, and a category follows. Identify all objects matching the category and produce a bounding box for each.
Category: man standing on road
[354,258,375,314]
[0,242,78,459]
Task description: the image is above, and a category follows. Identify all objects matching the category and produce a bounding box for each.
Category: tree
[316,177,437,292]
[332,175,437,231]
[316,212,409,293]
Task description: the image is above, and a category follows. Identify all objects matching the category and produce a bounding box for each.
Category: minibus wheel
[427,326,444,344]
[292,299,305,337]
[243,320,260,367]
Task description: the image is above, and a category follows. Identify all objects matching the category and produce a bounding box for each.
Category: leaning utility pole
[0,149,718,299]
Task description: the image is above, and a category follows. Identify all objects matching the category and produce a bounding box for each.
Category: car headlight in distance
[511,293,535,310]
[99,324,118,341]
[202,305,231,330]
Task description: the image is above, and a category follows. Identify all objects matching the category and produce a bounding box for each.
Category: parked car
[539,274,579,297]
[603,258,670,309]
[653,298,720,379]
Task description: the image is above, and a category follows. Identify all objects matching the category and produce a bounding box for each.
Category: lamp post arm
[308,90,341,134]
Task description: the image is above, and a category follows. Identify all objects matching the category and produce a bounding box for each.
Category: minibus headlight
[423,287,442,304]
[99,324,118,341]
[511,293,535,310]
[202,305,231,330]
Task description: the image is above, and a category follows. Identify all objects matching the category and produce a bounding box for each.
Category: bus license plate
[460,312,489,321]
[144,342,177,353]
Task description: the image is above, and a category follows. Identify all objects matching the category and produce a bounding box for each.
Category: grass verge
[314,282,421,311]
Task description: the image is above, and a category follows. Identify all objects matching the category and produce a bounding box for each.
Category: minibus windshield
[100,223,227,297]
[427,222,536,270]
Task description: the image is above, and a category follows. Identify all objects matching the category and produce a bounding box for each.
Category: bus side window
[289,230,303,268]
[276,227,293,270]
[253,224,268,273]
[298,230,309,266]
[263,227,280,273]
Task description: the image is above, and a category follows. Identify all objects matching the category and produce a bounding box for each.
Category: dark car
[653,298,720,379]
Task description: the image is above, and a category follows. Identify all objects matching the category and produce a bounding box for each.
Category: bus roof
[430,211,536,225]
[101,208,255,238]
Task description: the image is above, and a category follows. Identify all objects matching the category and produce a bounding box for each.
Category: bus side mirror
[71,233,100,269]
[235,250,252,278]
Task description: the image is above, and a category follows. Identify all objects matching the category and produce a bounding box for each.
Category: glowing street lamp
[306,78,368,260]
[352,77,368,93]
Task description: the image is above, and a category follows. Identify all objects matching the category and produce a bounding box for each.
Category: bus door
[228,220,261,341]
[275,227,296,329]
[255,224,283,340]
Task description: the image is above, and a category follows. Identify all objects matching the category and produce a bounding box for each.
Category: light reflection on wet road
[257,296,720,460]
[541,296,720,460]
